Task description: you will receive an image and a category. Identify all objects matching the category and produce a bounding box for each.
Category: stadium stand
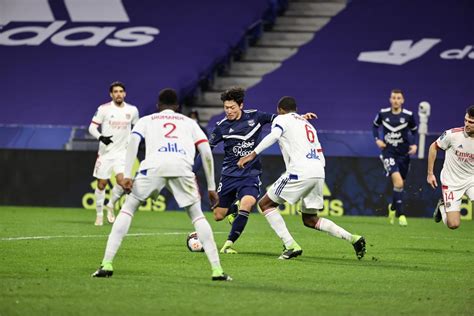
[0,0,282,149]
[216,0,474,133]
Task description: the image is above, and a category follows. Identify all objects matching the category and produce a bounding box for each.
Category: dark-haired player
[92,88,231,281]
[238,96,366,260]
[428,105,474,229]
[209,87,315,254]
[89,82,139,226]
[372,89,418,226]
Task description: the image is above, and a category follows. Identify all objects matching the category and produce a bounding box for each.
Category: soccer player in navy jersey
[209,87,315,253]
[373,89,418,226]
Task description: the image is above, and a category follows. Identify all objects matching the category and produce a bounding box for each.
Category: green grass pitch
[1,206,473,315]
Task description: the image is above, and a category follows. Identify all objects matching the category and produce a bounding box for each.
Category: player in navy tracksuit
[373,89,418,226]
[209,87,315,253]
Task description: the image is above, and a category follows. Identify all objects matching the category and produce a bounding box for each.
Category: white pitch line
[0,231,225,241]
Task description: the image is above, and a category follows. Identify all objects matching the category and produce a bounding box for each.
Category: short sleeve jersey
[373,107,418,156]
[272,113,325,179]
[436,127,474,189]
[209,110,274,177]
[132,109,208,177]
[92,101,139,158]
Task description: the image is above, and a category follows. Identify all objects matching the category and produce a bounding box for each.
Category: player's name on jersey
[151,114,184,120]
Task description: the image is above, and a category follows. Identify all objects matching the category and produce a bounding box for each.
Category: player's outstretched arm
[197,141,219,208]
[122,133,141,192]
[237,128,281,168]
[302,112,318,120]
[426,141,439,189]
[197,141,216,191]
[237,152,257,169]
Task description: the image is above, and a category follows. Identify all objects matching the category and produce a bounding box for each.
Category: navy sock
[228,211,249,242]
[393,188,404,217]
[225,203,239,217]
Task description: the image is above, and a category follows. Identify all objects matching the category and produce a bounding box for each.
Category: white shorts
[93,155,125,179]
[267,175,324,214]
[130,170,200,208]
[441,183,474,212]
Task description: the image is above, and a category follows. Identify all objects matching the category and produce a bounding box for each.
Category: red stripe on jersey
[317,148,323,153]
[451,127,464,133]
[195,139,208,146]
[442,185,449,190]
[91,121,100,125]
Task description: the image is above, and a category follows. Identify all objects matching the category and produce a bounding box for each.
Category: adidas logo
[0,0,159,47]
[358,38,474,65]
[229,128,234,133]
[458,144,463,149]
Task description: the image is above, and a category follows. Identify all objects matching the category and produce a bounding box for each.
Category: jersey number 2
[164,123,178,138]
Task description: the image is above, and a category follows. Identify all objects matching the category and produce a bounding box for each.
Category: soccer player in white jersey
[92,88,232,281]
[238,97,366,260]
[88,82,139,226]
[427,105,474,229]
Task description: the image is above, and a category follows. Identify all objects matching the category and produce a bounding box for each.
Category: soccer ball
[186,232,204,252]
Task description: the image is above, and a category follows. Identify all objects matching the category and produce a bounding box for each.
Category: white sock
[440,204,447,225]
[186,202,221,269]
[315,218,352,242]
[107,185,124,208]
[103,195,140,263]
[263,208,294,248]
[95,188,105,217]
[103,210,133,262]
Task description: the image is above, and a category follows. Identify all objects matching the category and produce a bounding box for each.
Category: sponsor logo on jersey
[232,140,255,157]
[158,143,186,155]
[0,0,159,47]
[306,149,320,160]
[384,132,403,147]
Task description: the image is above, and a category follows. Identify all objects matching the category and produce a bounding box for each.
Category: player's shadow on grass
[186,279,352,296]
[301,255,448,272]
[237,251,286,259]
[56,219,96,225]
[344,220,396,227]
[397,247,471,255]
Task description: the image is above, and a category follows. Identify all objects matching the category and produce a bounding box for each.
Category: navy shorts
[217,175,261,209]
[380,153,410,179]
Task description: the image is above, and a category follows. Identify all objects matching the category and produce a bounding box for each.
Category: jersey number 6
[305,124,315,143]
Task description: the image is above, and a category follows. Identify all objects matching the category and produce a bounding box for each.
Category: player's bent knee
[302,214,317,228]
[447,220,460,230]
[120,195,141,215]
